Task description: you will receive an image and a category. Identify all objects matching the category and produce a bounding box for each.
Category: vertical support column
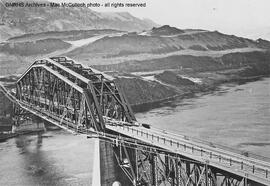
[150,153,157,186]
[92,138,119,186]
[135,148,139,184]
[205,164,209,186]
[194,164,199,185]
[92,138,135,186]
[186,162,191,178]
[165,154,169,178]
[175,157,180,186]
[92,138,101,186]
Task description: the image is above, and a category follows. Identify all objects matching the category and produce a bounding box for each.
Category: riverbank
[131,74,267,112]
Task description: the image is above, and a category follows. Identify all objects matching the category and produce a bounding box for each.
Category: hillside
[0,1,158,41]
[7,29,123,42]
[65,26,270,64]
[93,51,270,75]
[0,38,71,56]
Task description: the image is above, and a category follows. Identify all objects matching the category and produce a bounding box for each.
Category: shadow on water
[15,132,67,186]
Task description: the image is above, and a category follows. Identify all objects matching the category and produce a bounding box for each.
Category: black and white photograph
[0,0,270,185]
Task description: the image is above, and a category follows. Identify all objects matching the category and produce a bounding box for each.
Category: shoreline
[0,133,18,142]
[132,74,268,113]
[0,129,45,142]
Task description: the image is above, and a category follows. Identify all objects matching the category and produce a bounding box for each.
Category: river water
[136,77,270,157]
[0,78,269,185]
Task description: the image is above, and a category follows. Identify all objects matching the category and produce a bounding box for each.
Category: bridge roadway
[106,124,270,185]
[1,78,270,185]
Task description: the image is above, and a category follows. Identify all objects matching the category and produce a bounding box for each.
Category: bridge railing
[152,126,270,164]
[108,124,270,181]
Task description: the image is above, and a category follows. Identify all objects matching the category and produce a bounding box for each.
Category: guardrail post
[200,149,203,156]
[192,147,194,153]
[163,138,166,144]
[241,162,243,170]
[170,140,172,146]
[184,144,186,151]
[266,169,268,178]
[229,158,232,166]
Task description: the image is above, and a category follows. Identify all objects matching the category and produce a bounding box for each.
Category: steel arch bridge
[4,56,270,186]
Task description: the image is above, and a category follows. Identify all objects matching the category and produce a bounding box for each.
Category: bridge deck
[106,124,270,185]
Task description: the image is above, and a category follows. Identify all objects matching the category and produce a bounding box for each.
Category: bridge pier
[92,138,134,186]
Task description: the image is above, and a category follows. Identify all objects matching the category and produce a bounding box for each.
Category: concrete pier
[92,138,134,186]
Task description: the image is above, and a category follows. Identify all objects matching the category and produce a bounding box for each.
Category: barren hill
[0,1,158,41]
[65,26,270,64]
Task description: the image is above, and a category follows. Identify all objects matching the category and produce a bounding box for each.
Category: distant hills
[0,0,158,41]
[65,25,270,65]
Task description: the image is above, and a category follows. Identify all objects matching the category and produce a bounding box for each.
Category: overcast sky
[56,0,270,39]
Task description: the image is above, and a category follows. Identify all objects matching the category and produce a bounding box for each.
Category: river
[0,78,269,185]
[136,77,270,157]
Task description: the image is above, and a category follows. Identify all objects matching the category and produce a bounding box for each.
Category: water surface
[136,77,270,157]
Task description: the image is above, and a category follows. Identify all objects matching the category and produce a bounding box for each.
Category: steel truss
[91,131,252,186]
[15,57,136,132]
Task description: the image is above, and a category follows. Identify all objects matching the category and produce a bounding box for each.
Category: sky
[56,0,270,39]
